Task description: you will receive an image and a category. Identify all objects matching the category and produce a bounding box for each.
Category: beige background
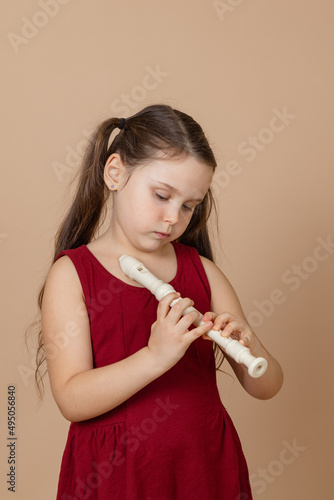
[1,0,333,498]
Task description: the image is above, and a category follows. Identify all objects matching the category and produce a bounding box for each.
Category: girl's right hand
[147,292,213,371]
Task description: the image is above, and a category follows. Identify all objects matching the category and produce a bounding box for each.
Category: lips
[155,232,170,239]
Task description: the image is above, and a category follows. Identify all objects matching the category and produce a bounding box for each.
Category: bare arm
[200,256,284,399]
[41,256,212,422]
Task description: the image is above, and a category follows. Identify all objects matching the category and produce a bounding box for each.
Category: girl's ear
[104,154,124,191]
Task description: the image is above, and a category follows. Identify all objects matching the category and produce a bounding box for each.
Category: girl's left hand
[201,311,260,354]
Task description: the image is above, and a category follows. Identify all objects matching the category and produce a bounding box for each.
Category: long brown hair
[31,104,224,396]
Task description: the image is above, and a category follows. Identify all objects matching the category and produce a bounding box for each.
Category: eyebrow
[150,180,204,203]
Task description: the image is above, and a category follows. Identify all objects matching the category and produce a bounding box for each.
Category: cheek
[127,195,159,225]
[182,212,197,231]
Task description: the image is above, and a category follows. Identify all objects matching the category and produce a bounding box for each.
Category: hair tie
[119,118,126,130]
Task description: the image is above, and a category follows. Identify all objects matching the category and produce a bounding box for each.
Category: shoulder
[199,255,231,289]
[199,256,247,319]
[41,255,88,346]
[47,254,80,284]
[43,255,84,305]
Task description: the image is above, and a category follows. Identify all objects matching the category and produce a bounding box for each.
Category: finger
[220,320,242,337]
[187,320,213,340]
[238,336,250,346]
[212,321,228,332]
[157,292,180,318]
[175,308,201,331]
[168,297,196,323]
[202,311,217,323]
[211,313,237,331]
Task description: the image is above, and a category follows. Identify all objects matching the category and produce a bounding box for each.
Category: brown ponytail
[32,104,223,396]
[53,118,119,258]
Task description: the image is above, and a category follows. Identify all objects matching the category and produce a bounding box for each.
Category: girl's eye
[155,192,194,213]
[155,193,168,201]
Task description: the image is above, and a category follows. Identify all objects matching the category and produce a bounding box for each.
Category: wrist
[139,346,170,378]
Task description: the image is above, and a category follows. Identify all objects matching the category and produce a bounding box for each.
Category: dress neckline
[81,241,182,291]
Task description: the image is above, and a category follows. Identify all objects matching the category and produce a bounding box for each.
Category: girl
[38,104,283,499]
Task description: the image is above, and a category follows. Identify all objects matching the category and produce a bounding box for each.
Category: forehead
[134,156,213,195]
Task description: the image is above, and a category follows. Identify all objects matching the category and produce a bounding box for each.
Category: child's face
[113,155,213,253]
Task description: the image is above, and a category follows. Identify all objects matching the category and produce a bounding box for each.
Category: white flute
[119,255,268,378]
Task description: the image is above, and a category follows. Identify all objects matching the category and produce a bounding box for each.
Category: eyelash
[155,193,193,212]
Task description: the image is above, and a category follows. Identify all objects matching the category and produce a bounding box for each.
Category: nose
[163,215,177,225]
[163,207,179,225]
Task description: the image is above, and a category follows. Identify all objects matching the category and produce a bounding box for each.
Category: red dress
[55,242,252,500]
